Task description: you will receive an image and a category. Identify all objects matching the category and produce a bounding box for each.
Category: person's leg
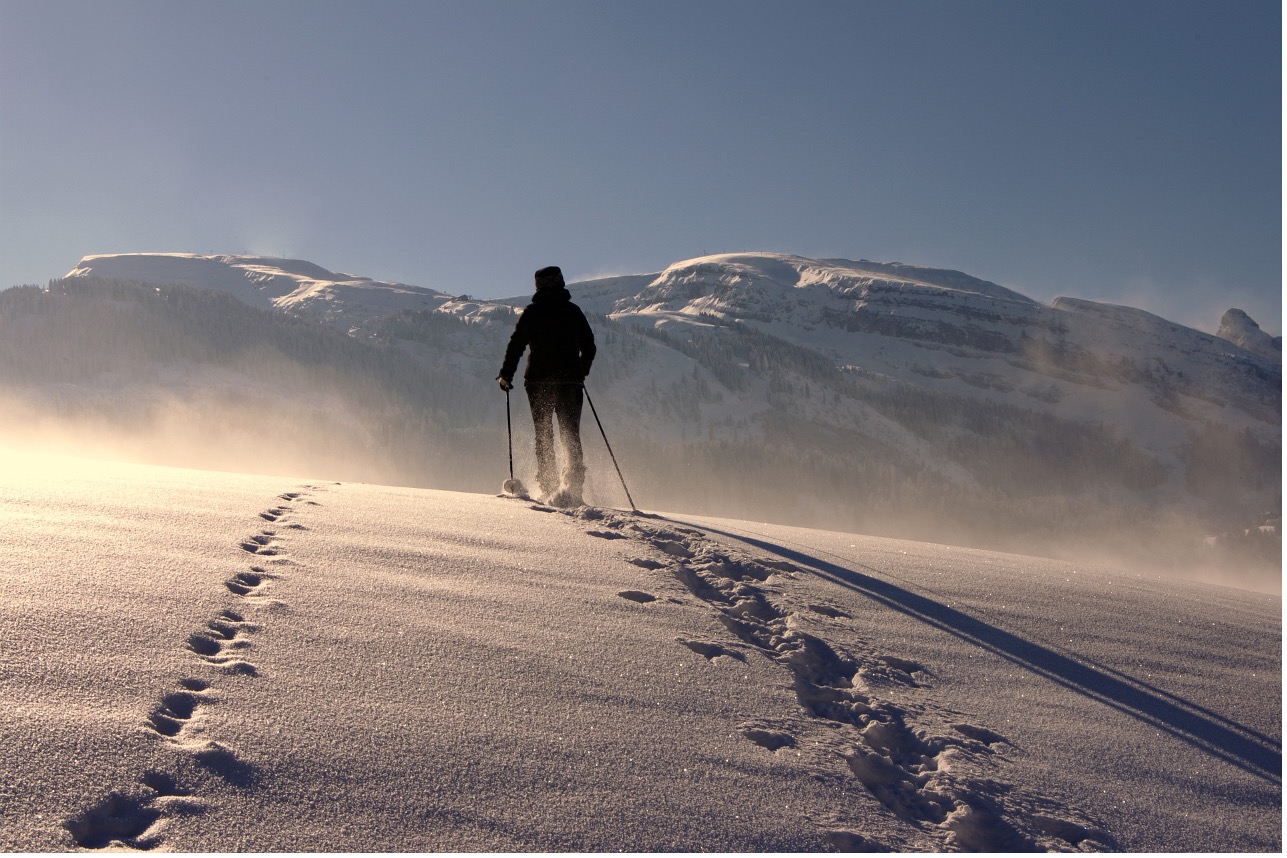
[526,384,559,497]
[554,384,586,500]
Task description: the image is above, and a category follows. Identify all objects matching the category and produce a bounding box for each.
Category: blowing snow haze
[0,251,1279,589]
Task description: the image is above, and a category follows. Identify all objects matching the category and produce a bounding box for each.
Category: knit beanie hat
[534,266,565,291]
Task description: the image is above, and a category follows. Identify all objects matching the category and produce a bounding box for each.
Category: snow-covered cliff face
[1217,308,1282,364]
[47,251,1280,561]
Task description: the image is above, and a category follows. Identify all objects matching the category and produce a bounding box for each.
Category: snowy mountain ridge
[60,246,1281,457]
[610,252,1039,314]
[65,250,1275,356]
[68,252,456,328]
[550,252,1280,467]
[32,251,1281,573]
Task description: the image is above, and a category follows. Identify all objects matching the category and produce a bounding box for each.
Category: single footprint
[225,570,267,596]
[186,633,222,658]
[824,831,887,852]
[206,610,256,639]
[146,690,204,738]
[879,655,926,675]
[678,638,745,662]
[240,533,284,556]
[741,727,796,752]
[64,792,161,849]
[187,628,258,676]
[189,741,260,786]
[652,539,694,559]
[952,723,1009,746]
[140,771,190,798]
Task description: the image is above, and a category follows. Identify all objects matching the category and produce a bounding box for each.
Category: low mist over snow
[0,453,1278,850]
[1,250,1278,589]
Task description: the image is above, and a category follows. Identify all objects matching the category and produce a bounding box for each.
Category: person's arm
[498,309,531,384]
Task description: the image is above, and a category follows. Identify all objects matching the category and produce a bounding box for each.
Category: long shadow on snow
[663,516,1281,786]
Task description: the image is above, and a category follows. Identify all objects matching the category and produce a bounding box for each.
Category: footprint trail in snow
[560,501,1117,852]
[64,486,324,851]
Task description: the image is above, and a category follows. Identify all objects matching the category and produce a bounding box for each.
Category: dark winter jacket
[499,286,596,384]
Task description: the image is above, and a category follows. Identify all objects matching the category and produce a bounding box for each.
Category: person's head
[534,266,565,292]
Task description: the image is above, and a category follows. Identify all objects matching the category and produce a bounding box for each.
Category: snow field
[672,514,1282,851]
[0,452,1278,850]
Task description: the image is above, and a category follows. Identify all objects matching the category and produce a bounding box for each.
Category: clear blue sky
[1,0,1280,333]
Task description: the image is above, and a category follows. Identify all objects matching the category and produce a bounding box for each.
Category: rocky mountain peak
[1217,308,1281,364]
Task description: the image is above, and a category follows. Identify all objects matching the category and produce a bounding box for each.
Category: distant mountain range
[3,251,1278,572]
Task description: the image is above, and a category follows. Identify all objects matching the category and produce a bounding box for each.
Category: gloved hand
[497,375,513,392]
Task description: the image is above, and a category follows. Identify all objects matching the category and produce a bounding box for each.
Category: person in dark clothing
[497,266,597,506]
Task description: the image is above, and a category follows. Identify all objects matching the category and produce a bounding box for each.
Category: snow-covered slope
[598,253,1277,431]
[0,452,1278,851]
[63,252,1279,427]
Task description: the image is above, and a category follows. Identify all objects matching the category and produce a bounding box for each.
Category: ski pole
[500,387,528,498]
[506,387,515,482]
[583,384,637,512]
